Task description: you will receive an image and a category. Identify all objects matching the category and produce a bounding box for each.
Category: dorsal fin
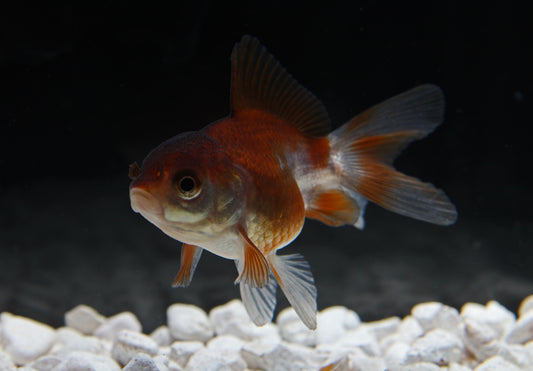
[230,35,331,137]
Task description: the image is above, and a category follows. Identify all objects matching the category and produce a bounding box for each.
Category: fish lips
[129,186,166,225]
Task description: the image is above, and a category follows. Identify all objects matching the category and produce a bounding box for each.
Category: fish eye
[175,173,201,200]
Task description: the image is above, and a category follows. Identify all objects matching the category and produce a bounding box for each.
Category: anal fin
[172,244,203,287]
[306,188,361,227]
[235,226,270,288]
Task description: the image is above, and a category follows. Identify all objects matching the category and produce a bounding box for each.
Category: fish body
[129,36,457,329]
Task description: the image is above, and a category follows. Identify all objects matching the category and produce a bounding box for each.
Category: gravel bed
[2,296,533,371]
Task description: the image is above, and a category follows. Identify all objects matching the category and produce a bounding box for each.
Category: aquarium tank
[1,2,530,370]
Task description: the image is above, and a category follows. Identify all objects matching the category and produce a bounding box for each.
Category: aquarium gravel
[2,297,533,371]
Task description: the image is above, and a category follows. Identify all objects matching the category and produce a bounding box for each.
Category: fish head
[129,131,245,245]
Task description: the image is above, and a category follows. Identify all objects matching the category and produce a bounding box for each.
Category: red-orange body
[205,109,330,255]
[129,36,457,329]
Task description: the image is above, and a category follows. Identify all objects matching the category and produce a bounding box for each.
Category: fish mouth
[130,186,203,244]
[130,187,163,218]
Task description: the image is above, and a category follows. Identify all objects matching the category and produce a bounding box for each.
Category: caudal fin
[328,84,457,226]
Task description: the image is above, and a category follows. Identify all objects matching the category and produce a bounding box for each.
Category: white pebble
[498,343,531,368]
[206,335,245,353]
[202,335,247,371]
[388,362,441,371]
[28,355,63,371]
[474,355,521,371]
[463,317,499,361]
[187,335,246,371]
[239,337,277,369]
[167,304,213,342]
[52,327,83,348]
[277,307,316,346]
[0,351,16,371]
[52,351,120,371]
[210,300,279,342]
[384,341,410,367]
[485,301,516,332]
[158,346,171,358]
[323,351,386,371]
[346,353,386,371]
[461,301,515,338]
[519,295,533,317]
[153,354,172,371]
[64,305,106,335]
[412,302,462,336]
[334,326,380,357]
[53,334,109,358]
[150,326,172,347]
[0,312,56,365]
[315,306,360,345]
[406,328,464,366]
[93,312,142,341]
[448,362,473,371]
[111,329,159,365]
[167,360,185,371]
[4,297,533,371]
[363,316,401,342]
[317,345,366,369]
[169,341,203,367]
[526,340,533,360]
[184,348,234,371]
[123,353,166,371]
[505,310,533,344]
[398,315,425,342]
[381,315,424,350]
[240,341,323,371]
[153,355,182,371]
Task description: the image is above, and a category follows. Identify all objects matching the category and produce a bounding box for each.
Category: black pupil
[180,177,195,193]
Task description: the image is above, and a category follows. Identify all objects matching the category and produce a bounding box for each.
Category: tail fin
[328,84,457,226]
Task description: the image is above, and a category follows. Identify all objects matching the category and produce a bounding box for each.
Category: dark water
[1,2,530,332]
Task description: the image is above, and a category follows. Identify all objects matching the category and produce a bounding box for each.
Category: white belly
[199,231,243,260]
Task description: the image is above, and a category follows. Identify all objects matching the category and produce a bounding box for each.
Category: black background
[1,1,531,332]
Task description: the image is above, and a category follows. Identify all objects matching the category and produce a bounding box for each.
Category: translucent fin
[329,84,457,226]
[305,188,361,226]
[332,84,445,143]
[239,270,278,326]
[231,35,330,136]
[234,225,270,288]
[268,253,317,330]
[352,159,457,225]
[172,244,202,287]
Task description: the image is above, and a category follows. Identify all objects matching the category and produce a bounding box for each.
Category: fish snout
[130,187,162,216]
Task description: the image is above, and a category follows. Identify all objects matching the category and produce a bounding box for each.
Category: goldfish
[129,35,457,330]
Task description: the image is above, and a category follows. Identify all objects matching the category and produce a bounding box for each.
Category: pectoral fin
[268,253,317,330]
[234,225,270,288]
[237,259,278,326]
[172,243,203,287]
